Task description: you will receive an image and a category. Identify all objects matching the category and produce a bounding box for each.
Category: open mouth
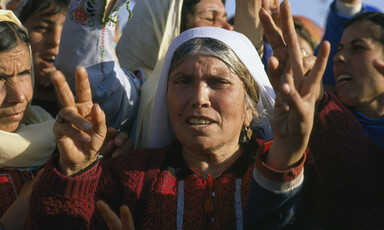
[336,74,352,84]
[42,56,56,65]
[187,118,214,126]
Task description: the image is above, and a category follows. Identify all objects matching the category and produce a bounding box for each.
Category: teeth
[337,74,352,82]
[43,56,56,62]
[188,118,212,125]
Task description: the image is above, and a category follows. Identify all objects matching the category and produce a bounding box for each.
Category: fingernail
[115,139,123,146]
[81,135,91,142]
[83,122,92,131]
[282,84,290,94]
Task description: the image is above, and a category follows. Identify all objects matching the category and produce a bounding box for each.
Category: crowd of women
[0,0,382,229]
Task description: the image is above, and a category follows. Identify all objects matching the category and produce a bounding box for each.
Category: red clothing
[26,141,304,229]
[301,93,384,229]
[0,167,39,217]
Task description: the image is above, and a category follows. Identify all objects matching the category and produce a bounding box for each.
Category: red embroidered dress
[26,141,304,229]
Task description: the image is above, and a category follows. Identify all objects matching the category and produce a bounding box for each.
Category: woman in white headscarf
[25,26,329,229]
[116,0,265,147]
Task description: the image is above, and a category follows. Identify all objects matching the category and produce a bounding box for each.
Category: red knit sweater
[301,93,384,229]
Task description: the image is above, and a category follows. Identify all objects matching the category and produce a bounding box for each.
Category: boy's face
[23,7,66,91]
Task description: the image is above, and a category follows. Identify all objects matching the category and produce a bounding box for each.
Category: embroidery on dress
[68,0,96,27]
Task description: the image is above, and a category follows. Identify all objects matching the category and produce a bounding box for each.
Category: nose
[333,50,347,65]
[221,20,234,31]
[190,83,211,108]
[5,79,25,104]
[47,27,62,48]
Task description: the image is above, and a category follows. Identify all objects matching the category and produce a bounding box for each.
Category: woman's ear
[243,107,253,127]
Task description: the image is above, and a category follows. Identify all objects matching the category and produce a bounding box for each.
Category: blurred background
[225,0,384,27]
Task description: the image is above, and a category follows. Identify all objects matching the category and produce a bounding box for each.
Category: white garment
[116,0,183,147]
[148,27,276,148]
[0,106,55,167]
[55,0,140,131]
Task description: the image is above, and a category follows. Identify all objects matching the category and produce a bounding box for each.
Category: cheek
[0,91,5,107]
[217,90,247,122]
[23,79,33,103]
[28,33,44,54]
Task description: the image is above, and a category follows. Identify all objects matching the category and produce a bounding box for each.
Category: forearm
[244,142,305,228]
[234,0,264,57]
[25,155,102,229]
[0,196,29,230]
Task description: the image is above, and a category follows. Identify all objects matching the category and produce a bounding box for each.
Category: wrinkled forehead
[0,43,31,74]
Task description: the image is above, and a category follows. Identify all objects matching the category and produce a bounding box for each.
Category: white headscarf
[0,10,55,168]
[148,27,275,148]
[116,0,183,148]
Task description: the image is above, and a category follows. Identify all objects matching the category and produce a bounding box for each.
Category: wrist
[59,155,101,176]
[267,137,308,170]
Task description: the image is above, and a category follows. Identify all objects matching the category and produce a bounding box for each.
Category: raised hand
[96,200,135,230]
[259,5,317,91]
[234,0,263,55]
[265,0,330,170]
[51,67,107,176]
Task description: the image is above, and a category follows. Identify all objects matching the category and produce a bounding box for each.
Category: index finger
[259,8,285,51]
[280,0,303,76]
[75,66,92,104]
[51,70,76,108]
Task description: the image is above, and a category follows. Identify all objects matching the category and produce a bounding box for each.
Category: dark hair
[17,0,70,24]
[0,21,29,52]
[345,11,384,46]
[180,0,226,32]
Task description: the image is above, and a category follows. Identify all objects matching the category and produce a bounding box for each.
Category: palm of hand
[261,1,329,150]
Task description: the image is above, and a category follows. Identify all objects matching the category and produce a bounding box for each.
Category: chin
[0,122,21,133]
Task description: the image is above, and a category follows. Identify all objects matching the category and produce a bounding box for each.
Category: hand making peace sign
[51,67,107,176]
[263,0,330,169]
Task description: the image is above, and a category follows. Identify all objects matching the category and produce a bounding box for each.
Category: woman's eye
[351,45,365,52]
[210,78,229,87]
[35,25,49,33]
[18,70,32,80]
[174,78,192,85]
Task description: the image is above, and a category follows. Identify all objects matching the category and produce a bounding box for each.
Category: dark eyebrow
[0,69,31,79]
[350,38,370,45]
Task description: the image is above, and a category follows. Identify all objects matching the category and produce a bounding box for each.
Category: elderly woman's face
[0,43,32,132]
[333,21,384,112]
[185,0,233,31]
[167,54,252,152]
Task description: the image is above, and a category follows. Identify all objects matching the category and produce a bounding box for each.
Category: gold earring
[245,126,253,140]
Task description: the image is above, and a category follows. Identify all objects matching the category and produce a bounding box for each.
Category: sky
[225,0,384,28]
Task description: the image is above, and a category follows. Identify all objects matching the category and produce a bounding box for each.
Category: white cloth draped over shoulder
[0,10,55,168]
[116,0,183,148]
[148,27,276,148]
